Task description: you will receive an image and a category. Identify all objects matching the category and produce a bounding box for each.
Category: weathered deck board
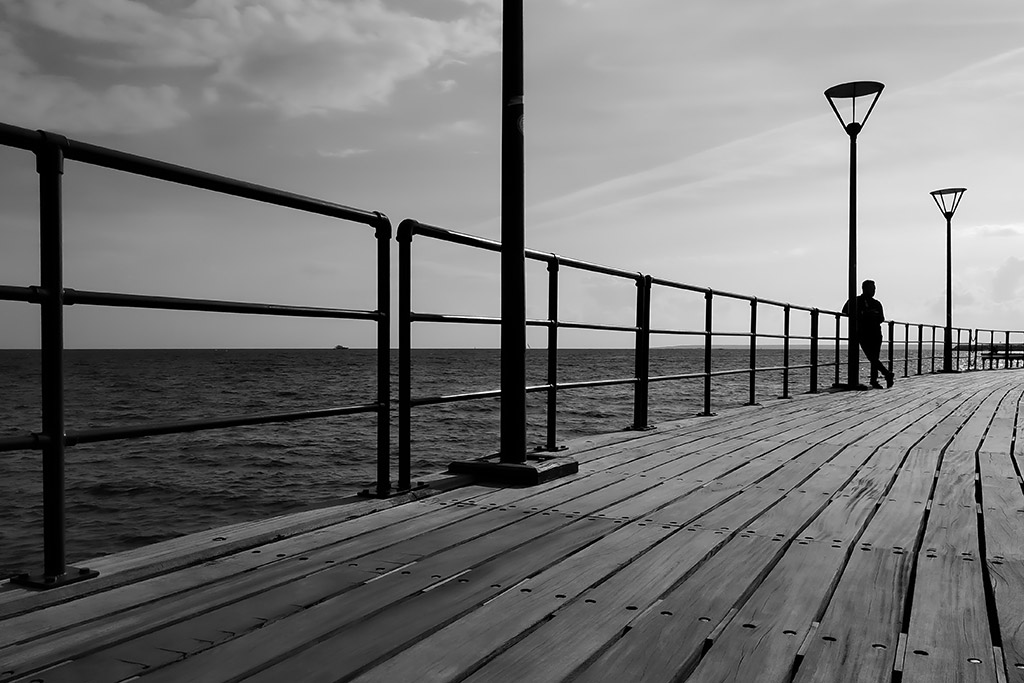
[3,370,1024,683]
[978,386,1024,681]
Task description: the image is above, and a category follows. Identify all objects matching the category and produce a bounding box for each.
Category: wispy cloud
[417,118,486,142]
[0,25,189,134]
[317,147,370,159]
[970,224,1024,238]
[2,0,501,129]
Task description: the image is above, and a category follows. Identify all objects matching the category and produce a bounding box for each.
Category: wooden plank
[0,492,507,655]
[2,471,661,678]
[246,516,650,683]
[0,483,466,616]
[480,449,869,683]
[349,429,861,683]
[676,444,900,682]
[59,516,623,683]
[72,454,726,683]
[794,446,940,683]
[344,517,697,683]
[902,446,998,683]
[793,379,1007,683]
[568,535,786,683]
[977,387,1024,682]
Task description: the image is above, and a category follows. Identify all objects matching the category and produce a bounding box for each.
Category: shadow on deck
[2,370,1024,683]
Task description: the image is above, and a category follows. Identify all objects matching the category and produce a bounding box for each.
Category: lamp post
[499,0,526,461]
[930,187,966,373]
[824,81,884,390]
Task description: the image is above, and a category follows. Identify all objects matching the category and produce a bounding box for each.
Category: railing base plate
[448,454,578,487]
[9,566,99,590]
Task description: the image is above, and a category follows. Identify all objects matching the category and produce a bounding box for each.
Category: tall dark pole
[930,187,965,374]
[847,126,860,388]
[499,0,526,462]
[824,80,883,391]
[944,212,952,372]
[39,137,68,580]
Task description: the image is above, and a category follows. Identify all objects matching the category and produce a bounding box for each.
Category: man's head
[862,280,876,297]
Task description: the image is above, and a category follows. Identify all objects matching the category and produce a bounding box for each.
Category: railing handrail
[0,122,381,227]
[0,122,391,587]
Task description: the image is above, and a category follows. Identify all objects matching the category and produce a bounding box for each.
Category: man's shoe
[885,373,895,389]
[870,380,883,389]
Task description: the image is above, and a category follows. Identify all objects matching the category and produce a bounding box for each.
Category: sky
[1,0,1024,348]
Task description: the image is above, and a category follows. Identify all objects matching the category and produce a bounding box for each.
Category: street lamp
[824,80,884,389]
[930,187,966,373]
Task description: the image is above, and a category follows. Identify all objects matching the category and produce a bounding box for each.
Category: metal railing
[397,219,1011,478]
[972,329,1024,369]
[0,122,391,587]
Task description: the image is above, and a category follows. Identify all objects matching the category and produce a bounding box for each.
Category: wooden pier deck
[4,370,1024,683]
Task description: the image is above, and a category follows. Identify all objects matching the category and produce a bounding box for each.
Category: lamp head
[930,187,966,219]
[824,81,884,136]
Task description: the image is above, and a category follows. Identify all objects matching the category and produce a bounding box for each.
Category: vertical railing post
[1005,331,1011,370]
[39,135,67,581]
[903,322,910,377]
[930,326,936,373]
[545,258,559,450]
[950,327,958,370]
[747,298,757,405]
[809,308,819,394]
[887,320,894,378]
[782,305,791,399]
[373,214,392,497]
[397,220,414,491]
[632,275,651,430]
[834,313,841,387]
[921,325,929,376]
[12,132,97,588]
[703,289,713,415]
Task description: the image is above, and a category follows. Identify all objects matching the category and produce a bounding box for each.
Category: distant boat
[334,345,349,350]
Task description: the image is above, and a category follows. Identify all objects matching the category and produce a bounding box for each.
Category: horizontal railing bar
[410,389,502,407]
[65,289,380,320]
[541,255,640,281]
[64,404,380,447]
[649,329,705,337]
[553,377,638,391]
[648,278,825,313]
[0,434,50,453]
[406,221,641,281]
[408,313,556,328]
[410,312,501,326]
[0,121,43,152]
[0,285,39,303]
[0,122,381,228]
[557,321,638,334]
[409,375,641,408]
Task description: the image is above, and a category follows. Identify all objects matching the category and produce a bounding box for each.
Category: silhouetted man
[843,279,895,389]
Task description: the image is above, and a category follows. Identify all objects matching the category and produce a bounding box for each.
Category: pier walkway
[3,370,1024,682]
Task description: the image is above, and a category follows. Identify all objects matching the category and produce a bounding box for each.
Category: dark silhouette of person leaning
[842,280,895,389]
